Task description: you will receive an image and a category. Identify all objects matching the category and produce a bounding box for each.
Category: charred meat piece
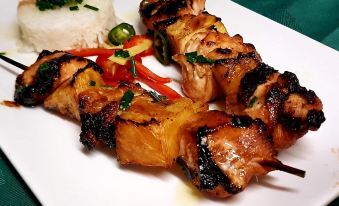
[79,82,208,167]
[139,3,325,149]
[214,54,324,149]
[78,84,141,150]
[139,0,206,31]
[173,32,258,102]
[44,65,105,120]
[178,111,281,197]
[14,50,101,106]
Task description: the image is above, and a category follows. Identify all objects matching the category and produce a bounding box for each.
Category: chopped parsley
[185,51,215,64]
[84,4,99,11]
[248,96,258,108]
[36,0,83,11]
[148,91,167,102]
[69,5,79,11]
[115,50,130,58]
[38,63,50,73]
[120,90,134,110]
[130,58,137,78]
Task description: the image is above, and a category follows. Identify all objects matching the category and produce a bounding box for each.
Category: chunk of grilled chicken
[165,13,227,54]
[172,31,258,102]
[139,0,206,31]
[44,65,105,120]
[14,50,100,106]
[139,4,325,149]
[178,111,281,197]
[213,53,325,149]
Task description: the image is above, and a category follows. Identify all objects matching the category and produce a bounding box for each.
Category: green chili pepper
[153,30,171,65]
[108,23,136,46]
[120,90,134,110]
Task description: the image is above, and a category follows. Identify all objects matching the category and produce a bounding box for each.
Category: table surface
[0,0,338,205]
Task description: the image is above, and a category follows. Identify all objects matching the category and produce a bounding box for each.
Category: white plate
[0,0,339,205]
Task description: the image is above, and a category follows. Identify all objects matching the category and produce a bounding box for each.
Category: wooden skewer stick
[260,160,306,178]
[0,54,27,70]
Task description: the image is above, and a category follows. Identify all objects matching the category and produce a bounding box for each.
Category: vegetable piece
[115,50,130,58]
[248,96,258,108]
[120,90,134,110]
[153,30,171,65]
[148,91,167,102]
[135,61,171,84]
[69,6,79,11]
[185,51,215,64]
[108,56,129,65]
[96,55,134,84]
[84,4,99,11]
[123,35,154,58]
[138,78,181,100]
[130,58,137,78]
[67,48,115,57]
[108,23,136,46]
[36,0,83,11]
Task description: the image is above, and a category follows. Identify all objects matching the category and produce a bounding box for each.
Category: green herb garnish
[0,52,6,55]
[38,63,50,73]
[248,96,258,108]
[115,50,130,58]
[36,0,83,11]
[84,4,99,11]
[185,51,215,64]
[69,5,79,11]
[148,91,167,102]
[88,80,96,87]
[130,58,137,78]
[120,90,134,110]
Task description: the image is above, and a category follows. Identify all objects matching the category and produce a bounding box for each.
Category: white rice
[17,0,117,52]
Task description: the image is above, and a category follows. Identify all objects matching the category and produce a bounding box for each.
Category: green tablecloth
[0,1,338,205]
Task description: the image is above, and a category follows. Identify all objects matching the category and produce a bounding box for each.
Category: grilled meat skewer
[139,1,325,150]
[10,50,304,198]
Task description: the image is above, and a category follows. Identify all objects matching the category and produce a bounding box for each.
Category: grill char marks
[178,111,277,198]
[238,63,277,106]
[307,110,326,130]
[15,52,88,106]
[139,0,206,31]
[80,101,119,150]
[196,126,242,194]
[280,71,317,104]
[153,16,180,30]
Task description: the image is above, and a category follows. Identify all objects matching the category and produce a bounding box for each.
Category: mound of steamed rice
[17,0,116,52]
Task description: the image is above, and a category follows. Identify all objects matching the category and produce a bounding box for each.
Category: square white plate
[0,0,338,205]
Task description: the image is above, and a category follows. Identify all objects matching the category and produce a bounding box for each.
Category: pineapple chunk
[115,97,207,168]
